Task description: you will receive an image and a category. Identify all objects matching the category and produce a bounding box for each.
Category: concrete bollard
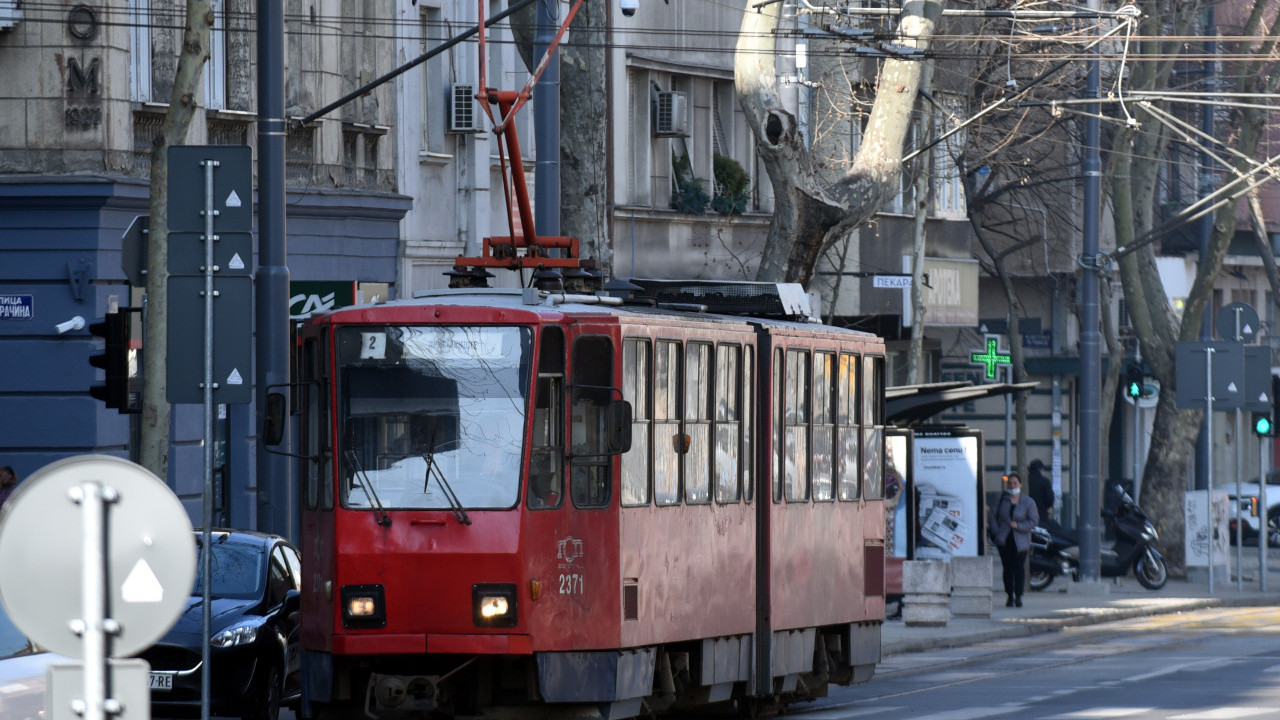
[949,555,994,617]
[901,559,950,627]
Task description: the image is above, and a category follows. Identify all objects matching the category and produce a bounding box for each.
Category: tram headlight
[473,583,518,628]
[341,584,387,629]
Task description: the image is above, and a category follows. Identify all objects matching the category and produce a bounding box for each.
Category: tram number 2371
[558,573,584,595]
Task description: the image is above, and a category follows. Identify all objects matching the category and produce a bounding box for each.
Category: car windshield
[193,540,266,600]
[336,325,532,511]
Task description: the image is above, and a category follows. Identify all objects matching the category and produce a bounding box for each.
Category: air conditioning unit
[449,84,479,133]
[655,91,689,138]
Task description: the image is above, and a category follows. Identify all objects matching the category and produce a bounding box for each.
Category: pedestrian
[0,466,17,507]
[1028,458,1054,521]
[988,472,1039,607]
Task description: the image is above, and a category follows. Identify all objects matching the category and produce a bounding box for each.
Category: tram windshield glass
[336,325,533,510]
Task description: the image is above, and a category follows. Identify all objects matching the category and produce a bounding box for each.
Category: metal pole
[1078,0,1103,584]
[533,0,560,239]
[1005,365,1012,477]
[1133,351,1141,500]
[1260,436,1269,591]
[72,482,109,720]
[1206,347,1214,594]
[201,158,217,720]
[1195,5,1217,494]
[257,0,292,539]
[1235,408,1243,589]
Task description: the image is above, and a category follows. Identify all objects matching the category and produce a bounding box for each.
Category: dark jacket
[1029,464,1054,519]
[988,491,1040,552]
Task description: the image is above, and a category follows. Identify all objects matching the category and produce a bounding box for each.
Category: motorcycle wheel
[1028,568,1054,591]
[1134,548,1168,590]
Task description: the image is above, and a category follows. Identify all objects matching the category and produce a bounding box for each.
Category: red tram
[284,277,887,719]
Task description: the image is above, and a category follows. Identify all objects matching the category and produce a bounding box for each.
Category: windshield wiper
[421,437,471,526]
[344,449,392,527]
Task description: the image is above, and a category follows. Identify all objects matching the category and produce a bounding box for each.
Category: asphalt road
[783,606,1280,720]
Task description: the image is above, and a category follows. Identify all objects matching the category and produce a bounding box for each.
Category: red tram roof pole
[454,0,591,275]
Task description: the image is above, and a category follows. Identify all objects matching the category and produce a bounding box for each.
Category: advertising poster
[911,429,982,560]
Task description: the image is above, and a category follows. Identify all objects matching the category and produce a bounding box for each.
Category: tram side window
[772,347,783,502]
[784,349,810,502]
[743,349,754,502]
[812,351,835,502]
[714,344,741,504]
[654,340,681,506]
[622,338,651,507]
[684,342,712,504]
[570,336,613,508]
[528,327,565,510]
[862,355,885,500]
[301,335,333,511]
[837,353,860,501]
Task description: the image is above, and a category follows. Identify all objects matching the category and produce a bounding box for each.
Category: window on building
[421,7,446,155]
[932,94,967,217]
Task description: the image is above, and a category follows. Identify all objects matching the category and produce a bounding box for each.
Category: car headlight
[341,584,387,629]
[211,618,266,647]
[473,583,517,628]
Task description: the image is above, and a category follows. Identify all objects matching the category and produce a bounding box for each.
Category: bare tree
[140,0,214,478]
[1111,0,1280,573]
[735,0,945,286]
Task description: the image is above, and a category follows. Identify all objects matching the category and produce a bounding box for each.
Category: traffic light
[1253,412,1274,437]
[1125,363,1143,399]
[88,311,130,411]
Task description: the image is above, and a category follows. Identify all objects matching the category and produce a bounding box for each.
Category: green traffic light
[1254,414,1274,437]
[1127,381,1141,398]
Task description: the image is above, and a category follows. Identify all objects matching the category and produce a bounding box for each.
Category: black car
[137,529,302,720]
[0,601,66,720]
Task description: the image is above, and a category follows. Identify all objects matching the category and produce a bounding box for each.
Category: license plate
[149,673,173,691]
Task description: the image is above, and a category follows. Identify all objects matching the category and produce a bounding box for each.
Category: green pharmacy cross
[970,337,1012,380]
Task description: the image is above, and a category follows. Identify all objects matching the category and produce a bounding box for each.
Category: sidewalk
[881,550,1280,658]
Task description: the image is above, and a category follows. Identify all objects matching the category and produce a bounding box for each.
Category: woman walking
[988,472,1039,607]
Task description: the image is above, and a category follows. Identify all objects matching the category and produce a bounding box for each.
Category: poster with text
[912,430,982,559]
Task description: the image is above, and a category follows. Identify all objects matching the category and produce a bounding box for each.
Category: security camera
[620,0,638,17]
[55,316,86,334]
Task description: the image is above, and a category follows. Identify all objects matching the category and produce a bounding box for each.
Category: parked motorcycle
[1028,483,1168,591]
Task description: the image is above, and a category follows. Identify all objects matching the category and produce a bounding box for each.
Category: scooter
[1029,483,1168,591]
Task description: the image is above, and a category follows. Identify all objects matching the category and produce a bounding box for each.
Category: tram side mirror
[263,391,287,447]
[607,399,633,454]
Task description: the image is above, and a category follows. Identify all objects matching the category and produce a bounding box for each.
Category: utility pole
[534,0,561,240]
[1077,0,1103,585]
[256,0,292,539]
[1194,5,1217,493]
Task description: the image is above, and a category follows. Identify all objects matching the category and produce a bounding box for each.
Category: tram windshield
[336,325,532,511]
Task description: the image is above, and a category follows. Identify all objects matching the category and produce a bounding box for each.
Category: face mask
[1009,488,1021,496]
